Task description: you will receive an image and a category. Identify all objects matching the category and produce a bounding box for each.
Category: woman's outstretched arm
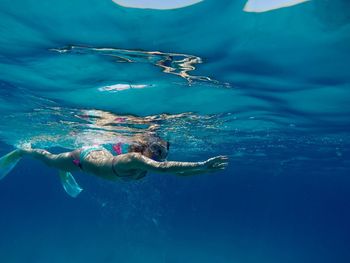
[124,153,228,175]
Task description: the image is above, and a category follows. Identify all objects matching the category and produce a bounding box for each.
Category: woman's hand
[203,155,229,173]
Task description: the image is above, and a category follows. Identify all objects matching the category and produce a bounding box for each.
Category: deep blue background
[1,139,350,263]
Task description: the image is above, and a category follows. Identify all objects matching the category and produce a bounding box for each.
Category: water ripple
[51,45,227,86]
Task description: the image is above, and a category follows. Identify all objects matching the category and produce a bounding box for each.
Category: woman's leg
[1,147,83,198]
[20,148,79,172]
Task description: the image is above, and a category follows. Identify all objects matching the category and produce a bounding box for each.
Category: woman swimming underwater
[0,136,228,197]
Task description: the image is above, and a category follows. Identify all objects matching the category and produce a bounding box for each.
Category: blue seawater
[0,0,350,262]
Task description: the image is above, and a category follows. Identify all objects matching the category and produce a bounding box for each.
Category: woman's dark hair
[128,141,147,154]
